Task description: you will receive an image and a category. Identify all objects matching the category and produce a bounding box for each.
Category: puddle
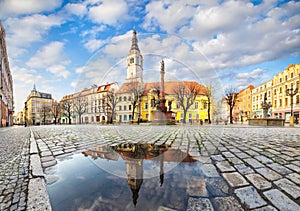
[46,143,230,210]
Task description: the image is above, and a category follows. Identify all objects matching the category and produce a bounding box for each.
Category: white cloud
[4,14,64,57]
[75,30,219,92]
[235,68,265,89]
[26,41,71,78]
[143,0,197,33]
[65,3,87,17]
[88,0,128,25]
[142,0,300,72]
[10,65,45,112]
[81,25,107,38]
[0,0,63,18]
[27,41,69,68]
[84,39,105,52]
[48,65,70,79]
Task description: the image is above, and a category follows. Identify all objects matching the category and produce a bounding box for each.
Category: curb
[27,128,52,211]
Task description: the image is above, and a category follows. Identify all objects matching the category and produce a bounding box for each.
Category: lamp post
[286,87,298,126]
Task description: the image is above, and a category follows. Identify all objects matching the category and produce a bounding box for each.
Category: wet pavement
[1,124,300,210]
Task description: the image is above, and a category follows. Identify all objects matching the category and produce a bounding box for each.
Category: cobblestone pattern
[31,125,300,210]
[2,124,300,210]
[0,127,30,211]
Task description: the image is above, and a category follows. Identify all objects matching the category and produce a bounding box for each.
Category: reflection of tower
[159,154,164,187]
[126,159,143,206]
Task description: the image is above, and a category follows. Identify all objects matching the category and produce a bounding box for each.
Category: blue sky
[0,0,299,112]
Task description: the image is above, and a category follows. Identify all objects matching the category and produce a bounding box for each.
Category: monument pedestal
[151,111,174,125]
[248,118,284,126]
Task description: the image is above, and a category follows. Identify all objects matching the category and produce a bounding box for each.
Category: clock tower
[126,29,143,83]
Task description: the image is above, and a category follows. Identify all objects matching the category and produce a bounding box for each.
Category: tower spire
[33,83,36,91]
[130,28,140,51]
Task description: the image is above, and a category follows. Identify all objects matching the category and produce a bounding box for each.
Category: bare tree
[51,100,60,124]
[61,100,73,124]
[204,85,213,124]
[173,82,201,123]
[105,90,120,124]
[73,96,88,124]
[40,103,51,125]
[224,87,239,124]
[129,82,143,121]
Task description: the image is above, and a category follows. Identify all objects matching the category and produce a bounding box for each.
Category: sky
[0,0,299,113]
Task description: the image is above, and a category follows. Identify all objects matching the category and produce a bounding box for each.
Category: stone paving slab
[245,173,272,190]
[2,125,300,210]
[222,172,249,188]
[235,186,267,209]
[186,197,214,211]
[27,178,51,210]
[263,189,300,211]
[274,178,300,199]
[212,196,243,211]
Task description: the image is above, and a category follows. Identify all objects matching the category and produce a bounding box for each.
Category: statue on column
[262,92,272,118]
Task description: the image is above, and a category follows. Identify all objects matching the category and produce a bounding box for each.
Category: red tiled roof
[117,81,141,94]
[97,82,118,93]
[117,81,206,96]
[143,81,206,96]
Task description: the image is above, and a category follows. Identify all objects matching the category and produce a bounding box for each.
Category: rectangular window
[119,115,122,122]
[196,114,199,119]
[146,114,149,119]
[124,115,127,121]
[119,106,122,111]
[177,102,180,109]
[124,105,126,110]
[194,102,198,109]
[151,99,156,107]
[279,99,282,107]
[291,72,294,78]
[145,102,148,109]
[129,105,132,110]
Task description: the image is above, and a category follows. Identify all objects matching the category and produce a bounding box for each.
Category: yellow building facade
[24,85,53,126]
[236,85,254,121]
[251,80,273,118]
[140,82,210,123]
[272,64,300,123]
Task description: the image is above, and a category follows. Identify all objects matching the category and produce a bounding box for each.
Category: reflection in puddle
[46,143,229,210]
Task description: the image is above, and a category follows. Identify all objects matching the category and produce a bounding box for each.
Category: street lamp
[286,87,298,126]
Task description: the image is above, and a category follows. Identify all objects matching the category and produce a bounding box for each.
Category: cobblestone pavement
[0,126,30,211]
[1,124,300,210]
